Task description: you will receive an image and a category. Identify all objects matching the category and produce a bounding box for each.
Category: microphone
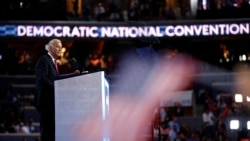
[69,58,83,72]
[71,58,78,64]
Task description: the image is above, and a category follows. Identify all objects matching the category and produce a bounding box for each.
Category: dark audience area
[1,0,250,21]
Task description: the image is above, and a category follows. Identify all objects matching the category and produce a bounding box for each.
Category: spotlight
[235,94,243,103]
[230,120,239,130]
[247,96,250,102]
[247,121,250,130]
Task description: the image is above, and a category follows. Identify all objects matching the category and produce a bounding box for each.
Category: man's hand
[74,70,81,74]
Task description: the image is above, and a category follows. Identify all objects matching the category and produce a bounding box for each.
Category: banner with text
[0,20,250,38]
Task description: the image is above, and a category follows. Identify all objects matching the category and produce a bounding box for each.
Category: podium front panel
[55,71,109,141]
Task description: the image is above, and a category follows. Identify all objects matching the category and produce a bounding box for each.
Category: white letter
[175,25,184,37]
[229,24,240,35]
[63,26,71,37]
[44,26,54,37]
[240,24,249,34]
[33,26,44,37]
[156,26,163,37]
[202,25,209,36]
[71,26,80,37]
[184,25,194,36]
[165,26,175,37]
[148,26,156,37]
[54,26,63,37]
[129,27,137,38]
[118,27,126,37]
[26,26,34,37]
[193,25,202,36]
[138,26,148,37]
[209,24,219,35]
[218,24,226,35]
[101,27,111,37]
[90,27,98,37]
[17,26,26,36]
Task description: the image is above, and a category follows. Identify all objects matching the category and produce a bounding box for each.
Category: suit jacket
[34,54,58,111]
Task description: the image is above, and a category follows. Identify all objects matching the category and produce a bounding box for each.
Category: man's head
[47,39,62,59]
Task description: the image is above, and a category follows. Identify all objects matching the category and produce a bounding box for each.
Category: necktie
[54,60,59,74]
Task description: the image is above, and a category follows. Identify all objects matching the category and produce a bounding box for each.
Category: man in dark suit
[34,39,79,141]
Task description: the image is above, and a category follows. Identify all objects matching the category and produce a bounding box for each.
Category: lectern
[54,71,109,141]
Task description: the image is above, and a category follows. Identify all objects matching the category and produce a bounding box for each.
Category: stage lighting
[247,121,250,130]
[235,94,243,103]
[230,120,240,130]
[247,96,250,102]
